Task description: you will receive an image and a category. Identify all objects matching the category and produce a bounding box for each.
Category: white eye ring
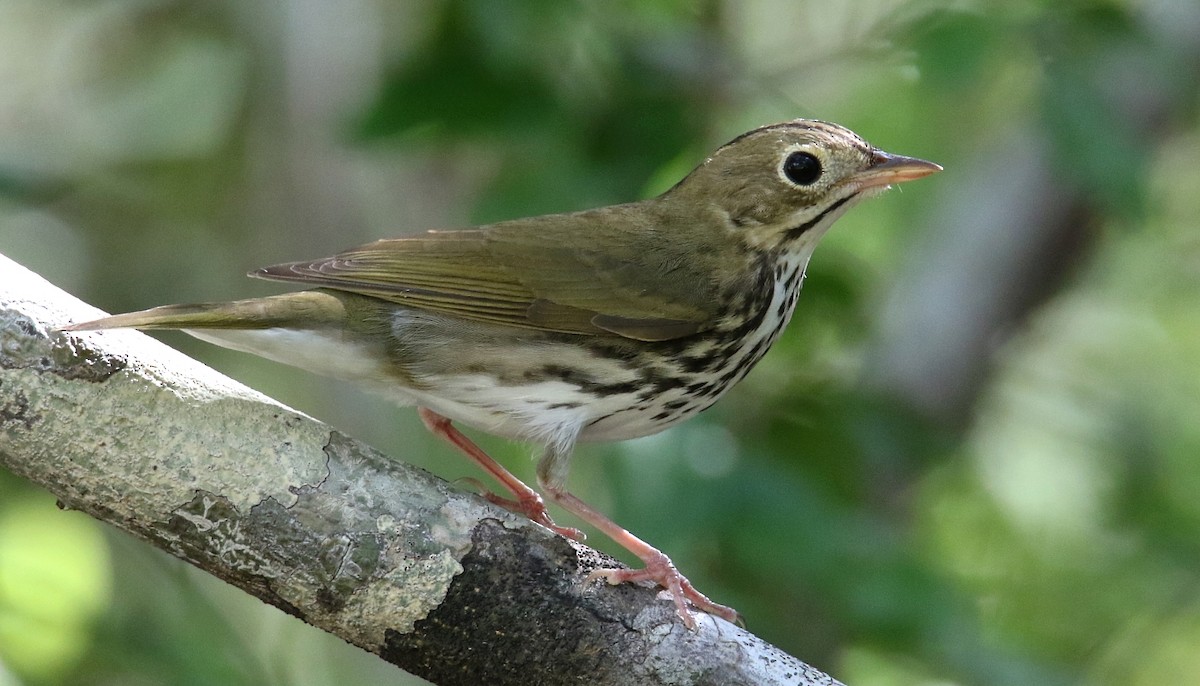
[779,146,823,186]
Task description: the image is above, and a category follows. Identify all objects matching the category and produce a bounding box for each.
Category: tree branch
[0,253,844,686]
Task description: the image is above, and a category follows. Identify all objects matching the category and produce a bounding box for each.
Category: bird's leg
[417,408,584,541]
[535,446,740,629]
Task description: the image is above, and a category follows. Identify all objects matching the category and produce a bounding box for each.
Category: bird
[64,119,940,628]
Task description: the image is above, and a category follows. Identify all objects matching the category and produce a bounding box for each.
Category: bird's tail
[61,291,348,332]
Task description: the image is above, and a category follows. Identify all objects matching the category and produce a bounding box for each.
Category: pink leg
[536,454,740,629]
[418,408,584,541]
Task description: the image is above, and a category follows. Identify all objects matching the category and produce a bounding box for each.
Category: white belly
[184,327,596,449]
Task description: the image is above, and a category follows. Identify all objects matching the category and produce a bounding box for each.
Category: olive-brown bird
[65,119,940,628]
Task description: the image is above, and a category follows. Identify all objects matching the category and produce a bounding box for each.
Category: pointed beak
[853,150,942,191]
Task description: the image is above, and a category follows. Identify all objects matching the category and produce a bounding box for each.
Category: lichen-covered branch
[0,253,844,686]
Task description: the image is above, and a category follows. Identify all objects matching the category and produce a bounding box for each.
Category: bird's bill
[853,151,942,190]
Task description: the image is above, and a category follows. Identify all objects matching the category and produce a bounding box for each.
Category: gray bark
[0,253,843,686]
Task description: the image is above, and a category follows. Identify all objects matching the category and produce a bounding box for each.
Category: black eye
[782,151,822,186]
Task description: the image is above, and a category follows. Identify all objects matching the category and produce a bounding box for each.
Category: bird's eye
[782,151,822,186]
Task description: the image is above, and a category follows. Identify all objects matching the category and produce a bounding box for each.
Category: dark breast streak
[569,249,805,436]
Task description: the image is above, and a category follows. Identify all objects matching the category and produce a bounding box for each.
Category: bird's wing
[252,217,721,342]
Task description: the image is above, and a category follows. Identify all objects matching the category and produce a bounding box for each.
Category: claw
[451,476,490,495]
[483,491,586,541]
[587,550,740,629]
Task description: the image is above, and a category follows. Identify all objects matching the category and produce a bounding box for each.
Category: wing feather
[252,213,720,341]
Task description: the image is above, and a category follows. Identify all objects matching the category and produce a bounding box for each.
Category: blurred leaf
[70,542,272,686]
[0,495,110,682]
[355,1,560,140]
[1038,4,1151,218]
[357,0,721,216]
[909,10,999,91]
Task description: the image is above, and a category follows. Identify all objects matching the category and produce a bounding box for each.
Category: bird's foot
[482,490,586,542]
[588,550,740,629]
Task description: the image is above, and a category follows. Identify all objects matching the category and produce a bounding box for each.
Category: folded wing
[252,220,719,342]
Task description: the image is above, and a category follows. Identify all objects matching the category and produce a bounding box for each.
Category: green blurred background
[3,1,1199,684]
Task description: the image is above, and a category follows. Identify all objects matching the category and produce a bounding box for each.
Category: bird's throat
[782,192,857,243]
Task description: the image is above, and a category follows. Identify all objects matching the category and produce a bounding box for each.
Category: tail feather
[62,291,348,332]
